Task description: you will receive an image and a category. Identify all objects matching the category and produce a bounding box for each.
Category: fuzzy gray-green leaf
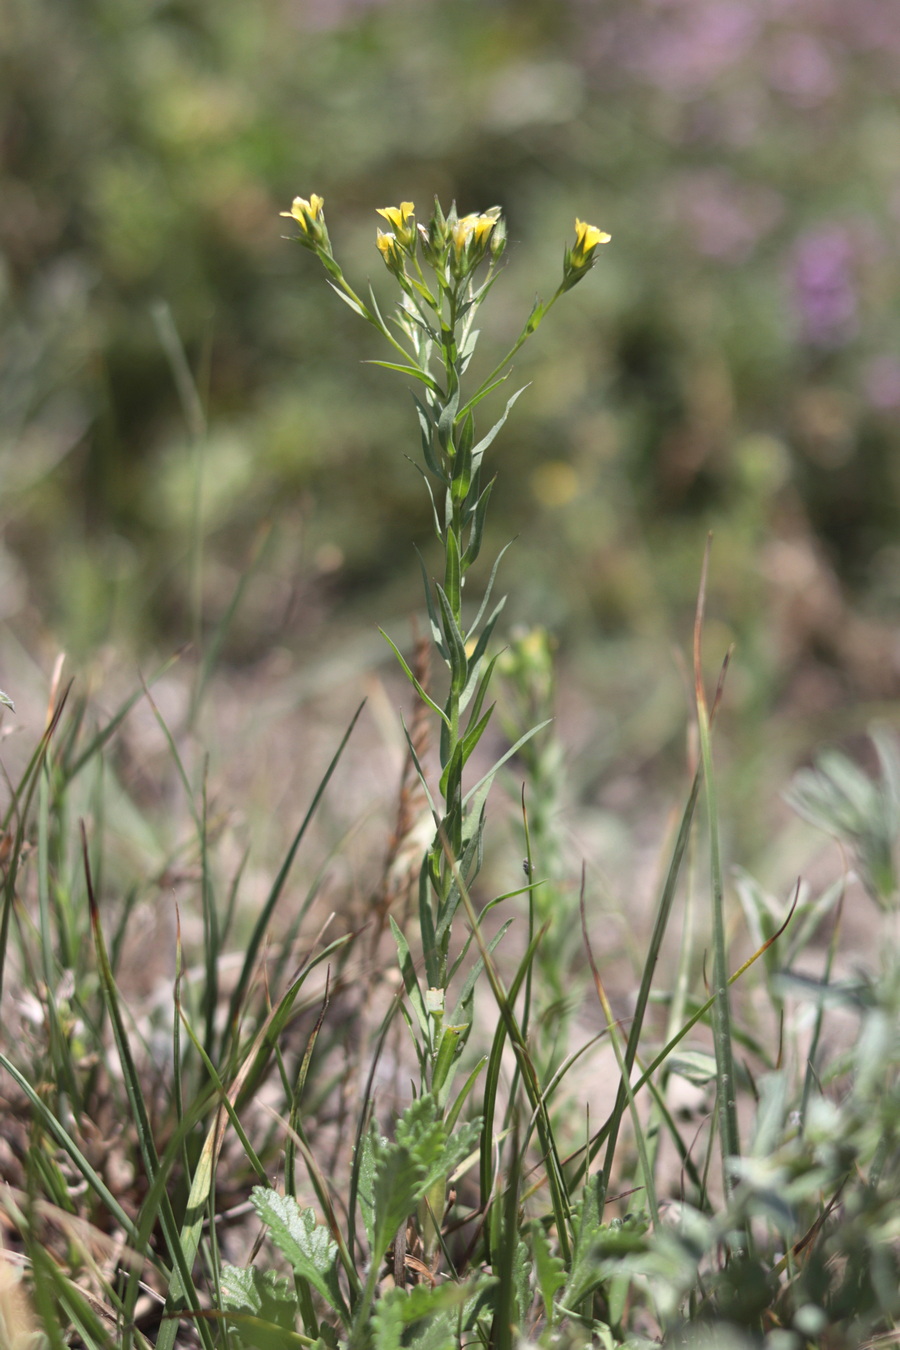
[250,1188,347,1318]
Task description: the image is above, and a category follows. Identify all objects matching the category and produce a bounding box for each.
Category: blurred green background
[4,0,900,780]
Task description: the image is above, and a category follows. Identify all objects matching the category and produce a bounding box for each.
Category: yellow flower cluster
[280,194,329,250]
[280,193,610,298]
[448,207,503,276]
[376,201,416,250]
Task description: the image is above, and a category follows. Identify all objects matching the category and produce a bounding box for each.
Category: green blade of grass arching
[81,826,215,1350]
[188,520,274,725]
[569,847,798,1190]
[457,886,571,1266]
[480,924,547,1215]
[693,539,742,1203]
[581,878,660,1232]
[224,699,365,1055]
[35,766,83,1112]
[0,1053,149,1257]
[233,930,354,1111]
[64,650,183,784]
[286,974,332,1203]
[137,677,222,1062]
[0,683,71,1003]
[490,1113,525,1350]
[595,763,702,1206]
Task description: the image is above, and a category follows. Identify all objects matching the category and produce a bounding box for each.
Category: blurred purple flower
[620,0,761,94]
[667,170,783,263]
[767,30,838,106]
[791,225,858,347]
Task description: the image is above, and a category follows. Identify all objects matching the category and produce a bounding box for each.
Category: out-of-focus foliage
[3,0,900,714]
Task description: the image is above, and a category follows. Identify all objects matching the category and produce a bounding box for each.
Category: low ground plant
[0,197,897,1349]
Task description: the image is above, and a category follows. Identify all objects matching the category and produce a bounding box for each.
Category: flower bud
[376,229,406,275]
[420,198,451,269]
[450,206,503,279]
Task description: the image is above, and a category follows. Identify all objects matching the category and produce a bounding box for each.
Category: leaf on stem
[365,360,441,392]
[249,1189,349,1320]
[413,396,444,481]
[434,584,469,695]
[470,386,529,476]
[379,628,451,728]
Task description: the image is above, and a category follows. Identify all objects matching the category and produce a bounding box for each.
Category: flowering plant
[281,193,608,1311]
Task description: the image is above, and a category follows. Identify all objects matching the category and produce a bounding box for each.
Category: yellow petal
[575,219,611,251]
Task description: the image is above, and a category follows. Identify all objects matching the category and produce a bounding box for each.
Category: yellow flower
[376,229,405,274]
[450,206,503,276]
[561,217,611,290]
[453,210,498,251]
[281,194,324,230]
[572,218,611,263]
[376,201,416,249]
[280,194,329,250]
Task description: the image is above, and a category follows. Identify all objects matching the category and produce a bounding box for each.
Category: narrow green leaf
[461,478,495,570]
[469,385,528,474]
[437,384,461,452]
[364,360,440,392]
[434,583,468,695]
[227,700,364,1039]
[668,1050,719,1085]
[462,654,501,735]
[390,915,430,1039]
[466,541,512,642]
[379,628,451,728]
[459,703,494,768]
[445,1055,488,1133]
[462,719,552,810]
[444,526,461,617]
[456,371,511,421]
[413,396,443,480]
[447,921,512,1023]
[326,280,369,319]
[415,547,447,659]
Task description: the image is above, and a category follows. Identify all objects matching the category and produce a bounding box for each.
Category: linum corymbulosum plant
[280,194,610,1097]
[278,194,608,1057]
[218,197,612,1347]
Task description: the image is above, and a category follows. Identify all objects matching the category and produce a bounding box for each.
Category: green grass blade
[82,825,214,1350]
[65,652,183,783]
[693,544,741,1202]
[225,700,365,1042]
[598,764,702,1207]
